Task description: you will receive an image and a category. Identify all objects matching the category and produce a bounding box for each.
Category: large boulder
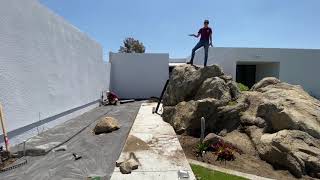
[255,130,320,178]
[162,65,320,178]
[195,77,231,102]
[94,117,120,134]
[162,99,223,135]
[255,81,320,139]
[163,64,224,106]
[162,65,238,135]
[221,78,320,139]
[162,100,198,134]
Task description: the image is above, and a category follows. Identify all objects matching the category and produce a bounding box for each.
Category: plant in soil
[212,139,242,163]
[194,142,209,157]
[237,82,249,92]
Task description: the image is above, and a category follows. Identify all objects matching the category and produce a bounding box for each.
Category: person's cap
[204,20,209,24]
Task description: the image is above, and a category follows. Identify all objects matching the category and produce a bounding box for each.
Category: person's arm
[209,29,213,46]
[196,28,201,38]
[189,33,200,38]
[189,28,201,38]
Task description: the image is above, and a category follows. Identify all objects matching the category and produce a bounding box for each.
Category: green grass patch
[191,164,248,180]
[237,83,249,92]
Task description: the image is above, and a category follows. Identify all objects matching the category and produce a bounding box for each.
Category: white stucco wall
[169,58,187,63]
[0,0,109,133]
[192,47,320,98]
[255,63,280,82]
[110,53,169,99]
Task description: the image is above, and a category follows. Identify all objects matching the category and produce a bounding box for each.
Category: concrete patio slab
[111,103,196,180]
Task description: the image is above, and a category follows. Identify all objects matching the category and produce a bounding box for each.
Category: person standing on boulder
[188,20,213,66]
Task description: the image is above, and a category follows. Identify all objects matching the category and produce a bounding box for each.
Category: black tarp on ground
[0,102,142,180]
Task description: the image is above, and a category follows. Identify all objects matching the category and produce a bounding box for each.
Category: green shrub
[237,83,249,92]
[195,142,209,157]
[211,139,243,163]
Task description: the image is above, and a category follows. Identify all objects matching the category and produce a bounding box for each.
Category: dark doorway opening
[236,65,256,88]
[169,66,175,77]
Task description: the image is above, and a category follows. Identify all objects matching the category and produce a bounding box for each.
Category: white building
[0,0,109,144]
[178,47,320,98]
[109,52,169,99]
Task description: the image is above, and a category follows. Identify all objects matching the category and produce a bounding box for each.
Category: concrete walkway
[111,103,196,180]
[188,159,275,180]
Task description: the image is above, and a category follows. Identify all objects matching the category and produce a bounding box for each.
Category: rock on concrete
[118,153,139,174]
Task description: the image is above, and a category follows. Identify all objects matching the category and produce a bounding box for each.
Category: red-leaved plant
[211,139,242,163]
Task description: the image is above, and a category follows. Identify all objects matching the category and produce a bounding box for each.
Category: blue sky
[40,0,320,59]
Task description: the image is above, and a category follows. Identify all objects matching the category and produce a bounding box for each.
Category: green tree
[119,37,145,53]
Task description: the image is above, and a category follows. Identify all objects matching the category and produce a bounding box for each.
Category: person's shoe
[186,61,193,65]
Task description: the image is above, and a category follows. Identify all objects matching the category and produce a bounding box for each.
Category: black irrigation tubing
[0,106,114,174]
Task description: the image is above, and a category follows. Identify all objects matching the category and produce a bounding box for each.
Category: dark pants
[190,40,209,66]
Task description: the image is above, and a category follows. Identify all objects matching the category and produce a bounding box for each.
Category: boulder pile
[162,64,320,178]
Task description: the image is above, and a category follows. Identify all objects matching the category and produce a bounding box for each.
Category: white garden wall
[110,53,169,99]
[0,0,109,139]
[192,47,320,98]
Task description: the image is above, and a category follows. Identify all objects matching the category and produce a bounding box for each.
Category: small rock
[119,158,139,174]
[203,133,221,145]
[204,132,247,154]
[115,160,123,167]
[220,75,233,82]
[218,129,227,137]
[94,117,120,134]
[251,77,280,90]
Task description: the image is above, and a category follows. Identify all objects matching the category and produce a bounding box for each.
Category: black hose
[155,79,169,114]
